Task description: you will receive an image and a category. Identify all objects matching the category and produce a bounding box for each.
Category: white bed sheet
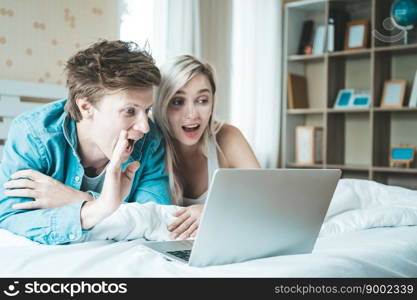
[1,179,417,277]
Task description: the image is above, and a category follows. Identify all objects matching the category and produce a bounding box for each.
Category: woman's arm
[216,124,261,168]
[168,124,261,240]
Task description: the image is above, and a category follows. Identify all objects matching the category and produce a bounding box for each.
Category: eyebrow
[175,88,211,95]
[124,103,153,109]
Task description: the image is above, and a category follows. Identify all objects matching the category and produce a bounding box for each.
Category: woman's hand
[168,204,204,240]
[4,170,92,209]
[81,130,140,229]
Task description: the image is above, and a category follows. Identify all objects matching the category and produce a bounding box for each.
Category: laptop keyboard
[167,250,192,262]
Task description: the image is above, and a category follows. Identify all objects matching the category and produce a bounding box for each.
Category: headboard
[0,80,68,159]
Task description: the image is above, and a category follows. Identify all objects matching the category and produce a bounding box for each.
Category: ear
[76,97,94,120]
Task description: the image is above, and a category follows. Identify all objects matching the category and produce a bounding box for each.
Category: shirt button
[69,233,76,240]
[75,176,80,182]
[50,232,58,241]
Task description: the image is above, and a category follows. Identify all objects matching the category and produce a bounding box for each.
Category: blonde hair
[153,55,223,205]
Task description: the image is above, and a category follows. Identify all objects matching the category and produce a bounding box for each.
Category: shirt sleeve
[131,135,172,205]
[0,120,84,245]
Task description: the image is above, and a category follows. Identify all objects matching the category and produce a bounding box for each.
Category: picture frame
[351,92,371,108]
[380,79,407,108]
[295,126,323,165]
[334,89,354,109]
[390,144,415,168]
[408,70,417,108]
[344,20,369,50]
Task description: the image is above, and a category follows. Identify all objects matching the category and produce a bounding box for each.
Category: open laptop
[143,168,341,267]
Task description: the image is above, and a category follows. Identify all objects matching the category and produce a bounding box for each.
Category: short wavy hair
[64,40,161,121]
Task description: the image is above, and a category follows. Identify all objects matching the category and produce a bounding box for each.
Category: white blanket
[1,179,417,277]
[321,178,417,236]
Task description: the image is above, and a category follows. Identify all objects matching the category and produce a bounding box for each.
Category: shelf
[286,0,326,10]
[288,54,325,62]
[373,107,417,112]
[287,108,325,114]
[288,45,417,62]
[372,167,417,174]
[326,164,369,171]
[286,163,323,169]
[327,108,370,114]
[288,48,372,61]
[288,108,381,114]
[328,48,371,58]
[374,43,417,54]
[314,165,417,174]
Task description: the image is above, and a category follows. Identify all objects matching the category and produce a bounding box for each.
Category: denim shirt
[0,99,171,245]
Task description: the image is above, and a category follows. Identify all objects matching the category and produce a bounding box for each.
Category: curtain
[199,0,233,122]
[230,0,282,168]
[152,0,201,64]
[121,0,282,168]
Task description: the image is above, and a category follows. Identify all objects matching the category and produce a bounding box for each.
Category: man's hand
[4,170,92,209]
[168,204,204,240]
[80,130,140,230]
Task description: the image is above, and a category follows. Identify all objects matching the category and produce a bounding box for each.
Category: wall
[0,0,119,85]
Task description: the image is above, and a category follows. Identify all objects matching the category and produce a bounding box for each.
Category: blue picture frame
[391,147,414,160]
[390,145,415,168]
[334,89,354,109]
[351,93,371,108]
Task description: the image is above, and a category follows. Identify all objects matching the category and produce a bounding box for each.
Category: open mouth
[182,124,200,133]
[126,139,136,152]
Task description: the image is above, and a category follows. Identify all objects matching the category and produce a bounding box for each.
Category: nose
[132,111,149,134]
[184,102,197,119]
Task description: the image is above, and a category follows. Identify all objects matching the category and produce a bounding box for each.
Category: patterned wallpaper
[0,0,119,85]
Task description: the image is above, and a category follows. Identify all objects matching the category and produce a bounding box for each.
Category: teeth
[183,124,199,129]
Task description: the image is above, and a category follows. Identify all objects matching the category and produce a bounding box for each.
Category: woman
[153,55,260,240]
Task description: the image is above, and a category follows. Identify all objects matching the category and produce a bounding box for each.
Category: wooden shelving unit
[282,0,417,190]
[287,108,325,114]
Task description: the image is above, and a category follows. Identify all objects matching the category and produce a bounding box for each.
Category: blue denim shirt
[0,99,171,244]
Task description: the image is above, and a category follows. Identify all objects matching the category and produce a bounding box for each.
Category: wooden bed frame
[0,80,67,159]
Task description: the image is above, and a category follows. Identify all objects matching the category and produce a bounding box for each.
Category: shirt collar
[62,113,79,156]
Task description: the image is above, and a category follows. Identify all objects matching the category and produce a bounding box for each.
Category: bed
[0,81,416,277]
[1,178,416,277]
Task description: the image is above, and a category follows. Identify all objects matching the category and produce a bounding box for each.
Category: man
[0,40,171,245]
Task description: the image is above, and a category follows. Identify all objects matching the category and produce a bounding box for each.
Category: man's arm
[0,120,85,244]
[76,136,170,231]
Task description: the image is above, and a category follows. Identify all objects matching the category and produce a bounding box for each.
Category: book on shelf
[329,9,350,52]
[297,20,314,55]
[287,73,308,109]
[409,70,417,107]
[312,25,326,55]
[327,18,335,53]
